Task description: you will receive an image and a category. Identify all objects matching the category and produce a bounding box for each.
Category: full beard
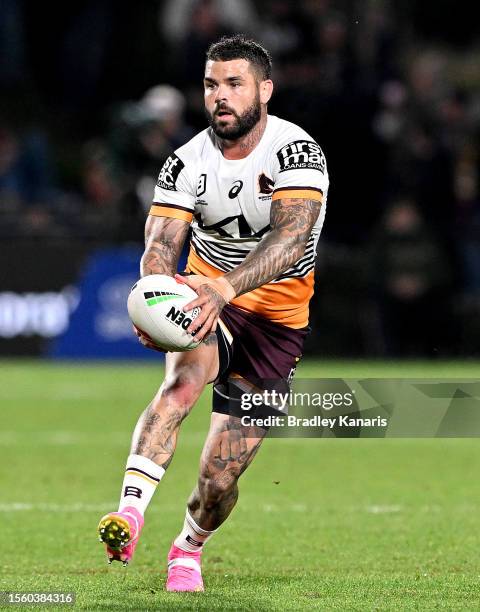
[206,92,262,140]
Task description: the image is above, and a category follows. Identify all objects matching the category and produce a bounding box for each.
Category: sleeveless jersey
[150,114,329,328]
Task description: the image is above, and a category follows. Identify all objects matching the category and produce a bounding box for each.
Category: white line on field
[0,386,116,401]
[0,502,463,515]
[260,503,404,514]
[366,505,402,514]
[0,431,126,446]
[0,430,205,446]
[0,503,115,512]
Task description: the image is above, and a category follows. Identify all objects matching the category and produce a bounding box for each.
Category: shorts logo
[287,365,297,384]
[156,154,185,190]
[277,140,326,173]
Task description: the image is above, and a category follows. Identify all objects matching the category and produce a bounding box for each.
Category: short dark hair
[206,34,272,81]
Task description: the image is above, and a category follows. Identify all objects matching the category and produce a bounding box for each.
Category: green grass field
[1,359,480,611]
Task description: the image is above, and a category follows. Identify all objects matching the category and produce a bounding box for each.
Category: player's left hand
[133,324,166,353]
[175,273,235,342]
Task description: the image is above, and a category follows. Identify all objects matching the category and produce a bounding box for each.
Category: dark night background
[1,0,479,357]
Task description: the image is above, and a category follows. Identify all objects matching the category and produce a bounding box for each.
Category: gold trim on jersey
[149,203,193,223]
[186,248,313,329]
[272,188,323,202]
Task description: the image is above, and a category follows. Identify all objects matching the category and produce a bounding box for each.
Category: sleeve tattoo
[225,197,322,297]
[140,215,190,277]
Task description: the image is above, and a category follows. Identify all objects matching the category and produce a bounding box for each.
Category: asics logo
[228,180,243,199]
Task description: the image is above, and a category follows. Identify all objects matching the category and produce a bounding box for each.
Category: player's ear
[259,79,273,104]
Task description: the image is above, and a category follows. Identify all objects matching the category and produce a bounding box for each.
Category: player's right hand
[176,273,235,342]
[132,325,166,353]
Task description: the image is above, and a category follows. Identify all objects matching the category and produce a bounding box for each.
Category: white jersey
[150,114,329,328]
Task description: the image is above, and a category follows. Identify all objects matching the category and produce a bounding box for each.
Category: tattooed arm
[140,215,190,277]
[181,197,321,341]
[225,197,321,296]
[135,215,190,351]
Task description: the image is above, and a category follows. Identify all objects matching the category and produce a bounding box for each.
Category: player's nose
[215,83,229,103]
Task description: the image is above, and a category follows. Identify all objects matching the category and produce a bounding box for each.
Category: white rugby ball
[127,275,201,351]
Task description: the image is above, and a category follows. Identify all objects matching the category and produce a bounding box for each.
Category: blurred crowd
[1,0,479,356]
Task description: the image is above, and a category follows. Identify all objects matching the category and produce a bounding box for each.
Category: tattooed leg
[187,412,268,531]
[130,336,219,470]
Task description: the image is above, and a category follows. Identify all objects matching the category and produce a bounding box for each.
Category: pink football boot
[166,543,204,592]
[98,506,144,566]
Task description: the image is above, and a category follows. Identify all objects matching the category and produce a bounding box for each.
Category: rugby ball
[127,275,201,351]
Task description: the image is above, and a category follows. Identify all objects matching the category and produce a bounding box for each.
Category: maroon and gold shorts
[213,304,309,420]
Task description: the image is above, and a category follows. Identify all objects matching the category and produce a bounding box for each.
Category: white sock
[118,454,165,516]
[174,510,216,553]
